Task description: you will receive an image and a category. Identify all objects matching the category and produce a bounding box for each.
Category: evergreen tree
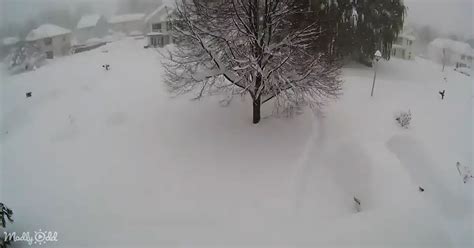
[297,0,406,63]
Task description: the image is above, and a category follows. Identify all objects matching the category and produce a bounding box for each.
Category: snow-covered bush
[6,43,46,74]
[395,110,412,128]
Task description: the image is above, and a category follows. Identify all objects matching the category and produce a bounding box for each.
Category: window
[152,23,162,32]
[393,49,396,56]
[44,37,52,46]
[166,21,173,32]
[461,55,466,60]
[408,52,412,59]
[46,51,53,59]
[150,36,163,47]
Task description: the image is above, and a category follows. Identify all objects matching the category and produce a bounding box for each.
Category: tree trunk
[252,96,261,124]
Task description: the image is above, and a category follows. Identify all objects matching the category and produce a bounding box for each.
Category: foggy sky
[404,0,473,38]
[1,0,473,38]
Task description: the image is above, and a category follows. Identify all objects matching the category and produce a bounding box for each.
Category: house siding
[146,7,174,47]
[30,34,71,58]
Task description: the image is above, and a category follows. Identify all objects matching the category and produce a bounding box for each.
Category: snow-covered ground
[1,38,472,247]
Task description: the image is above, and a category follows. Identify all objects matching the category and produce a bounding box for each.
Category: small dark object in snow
[439,90,445,100]
[419,186,424,192]
[456,161,473,183]
[353,197,361,212]
[102,64,111,71]
[26,92,32,98]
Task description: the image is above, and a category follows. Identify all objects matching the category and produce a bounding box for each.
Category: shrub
[0,203,13,248]
[395,110,412,128]
[5,43,46,74]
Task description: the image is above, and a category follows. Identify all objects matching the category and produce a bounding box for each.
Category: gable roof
[77,14,102,29]
[108,13,145,24]
[25,24,71,41]
[145,4,174,23]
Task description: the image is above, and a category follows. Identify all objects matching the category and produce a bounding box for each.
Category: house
[391,29,416,60]
[25,24,72,59]
[1,36,20,57]
[75,14,108,44]
[145,4,175,47]
[428,38,473,69]
[108,13,146,35]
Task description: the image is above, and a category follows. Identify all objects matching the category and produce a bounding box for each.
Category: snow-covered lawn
[1,38,472,247]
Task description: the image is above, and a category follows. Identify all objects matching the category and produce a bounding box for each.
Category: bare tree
[164,0,342,124]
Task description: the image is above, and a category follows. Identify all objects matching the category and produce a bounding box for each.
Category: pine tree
[297,0,406,63]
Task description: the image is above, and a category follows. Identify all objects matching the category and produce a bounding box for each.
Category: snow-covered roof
[25,24,71,41]
[430,38,473,56]
[3,37,20,46]
[108,13,145,24]
[77,14,101,29]
[145,4,174,23]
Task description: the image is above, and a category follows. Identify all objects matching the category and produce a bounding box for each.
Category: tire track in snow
[292,110,373,215]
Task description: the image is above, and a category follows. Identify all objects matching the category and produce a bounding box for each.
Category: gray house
[145,4,175,47]
[75,14,108,44]
[108,13,146,35]
[25,24,72,59]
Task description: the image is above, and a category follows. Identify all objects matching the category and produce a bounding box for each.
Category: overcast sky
[404,0,473,38]
[1,0,473,38]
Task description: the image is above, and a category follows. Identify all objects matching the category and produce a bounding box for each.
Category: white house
[108,13,146,35]
[75,14,108,44]
[391,29,415,60]
[145,4,175,47]
[428,38,473,69]
[25,24,72,59]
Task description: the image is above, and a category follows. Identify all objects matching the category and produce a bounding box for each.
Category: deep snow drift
[1,38,472,247]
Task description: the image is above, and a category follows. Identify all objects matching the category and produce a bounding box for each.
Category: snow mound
[25,24,71,41]
[129,30,143,36]
[85,38,104,44]
[77,14,101,29]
